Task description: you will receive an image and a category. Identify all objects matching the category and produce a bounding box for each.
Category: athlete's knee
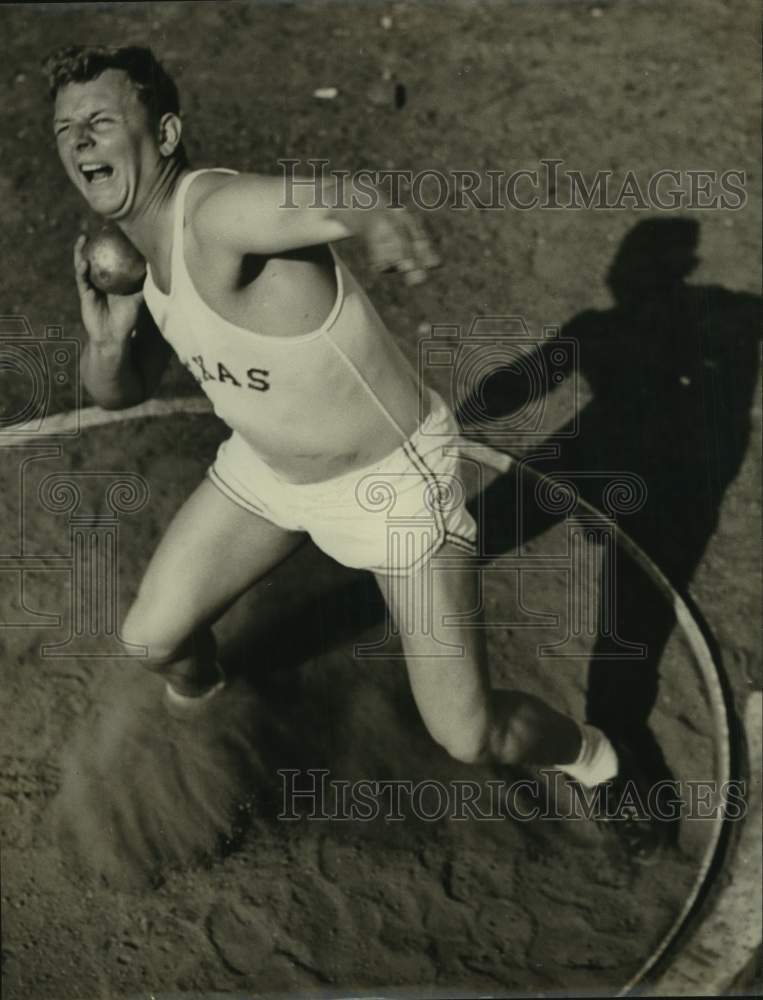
[489,695,546,766]
[434,727,491,765]
[447,739,490,765]
[121,599,193,670]
[489,726,526,766]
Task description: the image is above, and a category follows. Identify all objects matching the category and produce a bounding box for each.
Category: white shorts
[207,390,478,576]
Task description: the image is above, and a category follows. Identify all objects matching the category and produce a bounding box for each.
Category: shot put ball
[85,227,147,295]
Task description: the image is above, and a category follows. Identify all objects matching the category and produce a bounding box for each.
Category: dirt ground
[1,1,760,998]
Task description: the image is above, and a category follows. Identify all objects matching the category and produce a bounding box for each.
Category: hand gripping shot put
[46,44,666,882]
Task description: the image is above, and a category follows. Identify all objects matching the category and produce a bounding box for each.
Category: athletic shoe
[164,662,227,718]
[593,741,671,866]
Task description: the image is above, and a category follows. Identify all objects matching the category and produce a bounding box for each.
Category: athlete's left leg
[374,541,583,767]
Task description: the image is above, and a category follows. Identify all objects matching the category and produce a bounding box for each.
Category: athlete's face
[53,69,162,220]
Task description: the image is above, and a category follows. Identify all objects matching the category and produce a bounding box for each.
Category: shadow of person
[465,218,760,801]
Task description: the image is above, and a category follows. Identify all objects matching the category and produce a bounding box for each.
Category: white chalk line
[0,395,213,445]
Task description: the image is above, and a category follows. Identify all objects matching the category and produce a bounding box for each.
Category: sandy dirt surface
[0,414,720,997]
[1,1,760,998]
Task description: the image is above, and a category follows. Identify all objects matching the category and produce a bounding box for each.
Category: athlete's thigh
[374,542,491,723]
[133,477,306,631]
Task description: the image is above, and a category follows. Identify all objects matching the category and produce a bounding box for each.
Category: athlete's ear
[157,112,182,158]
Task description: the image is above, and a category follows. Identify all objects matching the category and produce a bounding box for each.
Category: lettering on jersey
[191,355,215,382]
[246,368,271,392]
[182,355,271,393]
[217,362,242,387]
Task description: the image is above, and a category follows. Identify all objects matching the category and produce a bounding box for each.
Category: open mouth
[79,163,114,184]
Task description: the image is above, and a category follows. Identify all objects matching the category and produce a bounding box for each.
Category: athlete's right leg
[121,478,307,697]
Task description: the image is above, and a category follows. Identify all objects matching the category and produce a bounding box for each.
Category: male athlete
[46,45,664,861]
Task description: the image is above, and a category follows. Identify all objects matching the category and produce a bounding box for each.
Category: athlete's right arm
[74,235,171,409]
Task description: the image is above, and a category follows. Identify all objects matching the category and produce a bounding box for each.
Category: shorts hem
[207,466,271,519]
[367,528,478,578]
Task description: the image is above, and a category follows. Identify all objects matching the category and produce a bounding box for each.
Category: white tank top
[143,168,425,482]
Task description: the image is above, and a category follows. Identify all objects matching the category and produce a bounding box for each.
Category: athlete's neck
[118,158,192,273]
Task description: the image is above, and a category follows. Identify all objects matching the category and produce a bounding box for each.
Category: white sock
[556,724,618,788]
[165,661,226,702]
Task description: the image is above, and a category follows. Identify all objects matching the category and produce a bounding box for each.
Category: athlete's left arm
[192,172,440,286]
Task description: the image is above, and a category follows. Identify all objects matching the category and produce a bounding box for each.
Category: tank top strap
[170,167,238,292]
